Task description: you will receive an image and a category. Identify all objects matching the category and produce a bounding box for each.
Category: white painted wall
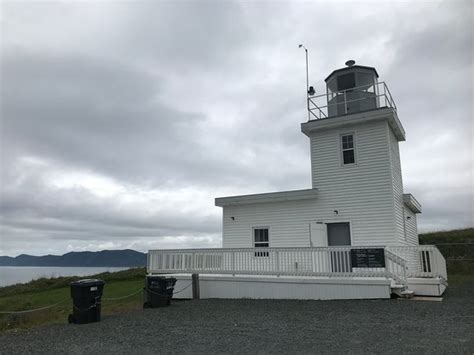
[220,117,419,248]
[387,124,420,246]
[170,274,391,300]
[308,120,398,245]
[223,199,316,248]
[388,126,407,244]
[404,207,418,245]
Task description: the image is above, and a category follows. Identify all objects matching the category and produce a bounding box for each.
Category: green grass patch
[419,228,474,275]
[446,260,474,275]
[0,267,146,298]
[419,228,474,244]
[0,269,146,331]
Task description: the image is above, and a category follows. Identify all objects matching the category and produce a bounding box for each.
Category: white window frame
[340,133,357,166]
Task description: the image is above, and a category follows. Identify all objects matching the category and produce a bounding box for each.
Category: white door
[309,222,328,247]
[309,222,330,273]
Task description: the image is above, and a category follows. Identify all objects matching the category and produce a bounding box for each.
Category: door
[309,222,328,247]
[327,223,351,246]
[327,223,351,272]
[309,222,330,272]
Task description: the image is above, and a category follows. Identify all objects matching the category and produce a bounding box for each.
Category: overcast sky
[1,0,472,257]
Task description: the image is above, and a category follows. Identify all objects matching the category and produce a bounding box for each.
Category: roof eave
[301,107,406,142]
[215,188,318,207]
[324,65,379,82]
[403,193,422,214]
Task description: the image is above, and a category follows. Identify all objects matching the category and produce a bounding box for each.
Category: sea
[0,266,130,287]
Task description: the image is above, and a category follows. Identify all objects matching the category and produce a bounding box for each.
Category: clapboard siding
[404,207,418,245]
[222,120,405,248]
[388,127,406,244]
[222,197,399,248]
[219,111,422,249]
[223,200,315,248]
[309,120,397,245]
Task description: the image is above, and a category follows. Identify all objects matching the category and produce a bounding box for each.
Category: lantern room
[325,61,379,117]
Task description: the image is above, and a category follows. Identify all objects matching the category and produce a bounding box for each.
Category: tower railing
[307,81,397,120]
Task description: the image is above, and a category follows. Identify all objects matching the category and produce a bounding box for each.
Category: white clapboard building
[148,62,447,300]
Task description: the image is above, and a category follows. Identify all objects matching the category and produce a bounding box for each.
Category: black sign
[351,248,385,268]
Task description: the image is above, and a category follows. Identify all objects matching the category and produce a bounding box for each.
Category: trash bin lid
[70,279,105,287]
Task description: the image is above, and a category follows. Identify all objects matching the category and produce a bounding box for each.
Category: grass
[0,267,146,298]
[0,268,146,331]
[419,228,474,244]
[419,228,474,275]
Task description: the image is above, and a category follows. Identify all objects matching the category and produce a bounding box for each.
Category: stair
[391,283,414,298]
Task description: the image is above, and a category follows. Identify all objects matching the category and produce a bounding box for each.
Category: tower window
[253,228,269,257]
[341,134,355,165]
[337,73,356,91]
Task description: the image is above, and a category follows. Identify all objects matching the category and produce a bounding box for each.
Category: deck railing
[146,245,447,286]
[387,245,448,282]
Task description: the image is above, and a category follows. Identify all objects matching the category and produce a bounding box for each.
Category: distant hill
[0,249,147,267]
[419,228,474,245]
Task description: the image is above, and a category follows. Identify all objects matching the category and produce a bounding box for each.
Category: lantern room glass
[326,68,378,117]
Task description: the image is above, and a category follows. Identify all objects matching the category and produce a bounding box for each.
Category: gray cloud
[1,0,472,256]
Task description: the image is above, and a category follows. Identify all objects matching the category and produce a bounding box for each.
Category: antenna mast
[299,44,310,120]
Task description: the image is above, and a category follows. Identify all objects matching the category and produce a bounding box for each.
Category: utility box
[68,279,105,324]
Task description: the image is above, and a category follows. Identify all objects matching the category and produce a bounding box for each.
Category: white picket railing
[147,245,447,286]
[386,245,448,282]
[384,249,407,286]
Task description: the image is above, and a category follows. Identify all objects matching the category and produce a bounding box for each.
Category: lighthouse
[148,61,447,300]
[300,61,419,247]
[217,60,421,249]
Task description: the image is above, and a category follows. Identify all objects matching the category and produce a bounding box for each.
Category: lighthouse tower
[301,61,421,246]
[216,61,421,251]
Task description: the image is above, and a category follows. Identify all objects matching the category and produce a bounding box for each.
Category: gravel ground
[1,279,473,354]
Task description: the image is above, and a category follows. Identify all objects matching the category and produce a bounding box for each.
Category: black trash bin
[68,279,105,324]
[143,276,177,308]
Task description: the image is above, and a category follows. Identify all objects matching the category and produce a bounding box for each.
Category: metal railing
[307,81,397,120]
[146,245,440,286]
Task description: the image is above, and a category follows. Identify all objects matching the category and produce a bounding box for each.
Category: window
[341,134,355,165]
[326,76,338,100]
[337,73,356,91]
[254,228,269,257]
[357,72,375,91]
